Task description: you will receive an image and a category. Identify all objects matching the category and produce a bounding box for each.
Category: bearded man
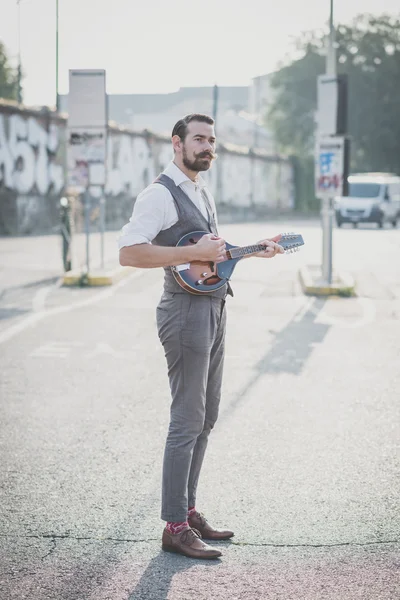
[119,114,283,559]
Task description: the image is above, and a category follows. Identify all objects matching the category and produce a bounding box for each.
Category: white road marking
[293,297,315,322]
[0,270,142,347]
[30,341,84,358]
[31,278,63,312]
[85,342,126,359]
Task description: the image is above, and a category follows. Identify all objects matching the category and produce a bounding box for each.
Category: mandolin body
[172,231,240,294]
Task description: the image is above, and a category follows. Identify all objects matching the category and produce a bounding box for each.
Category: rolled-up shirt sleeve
[117,184,172,249]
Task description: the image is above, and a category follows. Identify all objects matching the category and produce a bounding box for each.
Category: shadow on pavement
[220,297,330,422]
[0,307,30,320]
[257,296,330,375]
[128,550,221,600]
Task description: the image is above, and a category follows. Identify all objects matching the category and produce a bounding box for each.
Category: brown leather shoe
[162,527,222,559]
[188,512,234,541]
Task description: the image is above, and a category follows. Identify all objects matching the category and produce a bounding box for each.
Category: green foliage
[290,154,319,211]
[269,47,325,156]
[267,14,400,208]
[0,41,19,101]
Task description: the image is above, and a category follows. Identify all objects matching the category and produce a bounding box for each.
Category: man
[119,114,283,560]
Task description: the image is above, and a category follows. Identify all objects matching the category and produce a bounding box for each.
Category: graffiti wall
[0,101,294,235]
[0,104,65,234]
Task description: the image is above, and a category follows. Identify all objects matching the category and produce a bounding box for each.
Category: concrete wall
[0,101,294,235]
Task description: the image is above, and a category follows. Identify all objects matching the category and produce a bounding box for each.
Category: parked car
[335,173,400,228]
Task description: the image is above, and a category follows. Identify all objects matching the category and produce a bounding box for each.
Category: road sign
[66,69,108,274]
[315,136,346,200]
[68,69,107,129]
[67,70,107,192]
[317,74,348,136]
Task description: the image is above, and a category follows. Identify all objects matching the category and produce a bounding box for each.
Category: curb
[62,266,133,287]
[298,265,356,297]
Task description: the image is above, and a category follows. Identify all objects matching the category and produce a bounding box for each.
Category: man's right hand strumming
[194,233,226,263]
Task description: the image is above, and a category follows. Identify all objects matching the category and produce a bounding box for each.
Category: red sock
[166,521,189,535]
[187,506,197,518]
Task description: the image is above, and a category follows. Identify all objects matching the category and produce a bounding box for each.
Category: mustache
[198,152,218,160]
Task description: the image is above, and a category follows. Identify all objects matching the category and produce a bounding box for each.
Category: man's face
[181,121,217,173]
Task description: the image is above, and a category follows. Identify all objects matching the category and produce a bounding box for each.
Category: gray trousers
[156,291,226,522]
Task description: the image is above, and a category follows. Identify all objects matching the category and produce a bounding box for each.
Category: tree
[267,14,400,182]
[0,41,19,101]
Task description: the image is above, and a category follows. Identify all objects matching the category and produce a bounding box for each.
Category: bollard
[60,196,72,272]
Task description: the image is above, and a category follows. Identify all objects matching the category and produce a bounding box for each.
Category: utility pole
[212,84,218,127]
[56,0,60,111]
[16,0,22,103]
[253,77,260,149]
[321,0,336,284]
[314,0,350,294]
[326,0,336,77]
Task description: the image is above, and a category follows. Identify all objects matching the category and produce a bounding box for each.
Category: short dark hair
[172,114,215,141]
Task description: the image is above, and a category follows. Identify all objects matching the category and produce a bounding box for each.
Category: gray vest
[152,174,232,298]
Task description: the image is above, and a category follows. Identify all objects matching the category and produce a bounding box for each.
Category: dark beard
[182,147,214,172]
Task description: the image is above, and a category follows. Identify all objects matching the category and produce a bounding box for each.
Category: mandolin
[172,230,304,295]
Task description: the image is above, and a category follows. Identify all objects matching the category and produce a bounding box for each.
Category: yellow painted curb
[299,265,356,297]
[63,266,133,286]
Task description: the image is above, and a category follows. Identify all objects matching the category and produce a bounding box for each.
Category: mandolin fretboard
[229,245,265,259]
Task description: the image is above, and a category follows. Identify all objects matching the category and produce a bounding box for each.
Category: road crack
[1,533,398,549]
[40,537,57,560]
[230,539,399,548]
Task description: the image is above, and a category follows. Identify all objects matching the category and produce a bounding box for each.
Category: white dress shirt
[118,161,218,249]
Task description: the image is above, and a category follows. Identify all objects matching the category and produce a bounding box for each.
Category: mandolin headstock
[279,232,305,253]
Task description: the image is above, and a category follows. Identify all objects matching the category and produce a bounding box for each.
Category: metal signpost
[315,137,346,283]
[67,69,107,275]
[315,0,348,286]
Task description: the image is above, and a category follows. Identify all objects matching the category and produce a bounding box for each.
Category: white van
[335,172,400,228]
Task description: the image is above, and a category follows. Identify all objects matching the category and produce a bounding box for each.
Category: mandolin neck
[227,244,266,259]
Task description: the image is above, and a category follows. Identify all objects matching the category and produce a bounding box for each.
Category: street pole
[56,0,59,111]
[99,192,105,270]
[84,189,91,277]
[16,0,22,103]
[326,0,336,77]
[321,0,336,284]
[212,84,218,127]
[250,77,261,207]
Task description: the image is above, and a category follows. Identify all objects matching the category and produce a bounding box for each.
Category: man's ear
[172,135,182,153]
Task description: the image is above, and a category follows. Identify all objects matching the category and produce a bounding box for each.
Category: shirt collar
[163,161,206,189]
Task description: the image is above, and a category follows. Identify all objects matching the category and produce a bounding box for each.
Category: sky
[1,0,399,107]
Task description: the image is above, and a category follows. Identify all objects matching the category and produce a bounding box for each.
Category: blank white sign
[317,75,338,137]
[68,70,107,129]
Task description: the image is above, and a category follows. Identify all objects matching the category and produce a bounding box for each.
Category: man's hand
[194,233,226,263]
[253,234,284,258]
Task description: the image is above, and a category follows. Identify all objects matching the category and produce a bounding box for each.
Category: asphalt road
[0,220,399,600]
